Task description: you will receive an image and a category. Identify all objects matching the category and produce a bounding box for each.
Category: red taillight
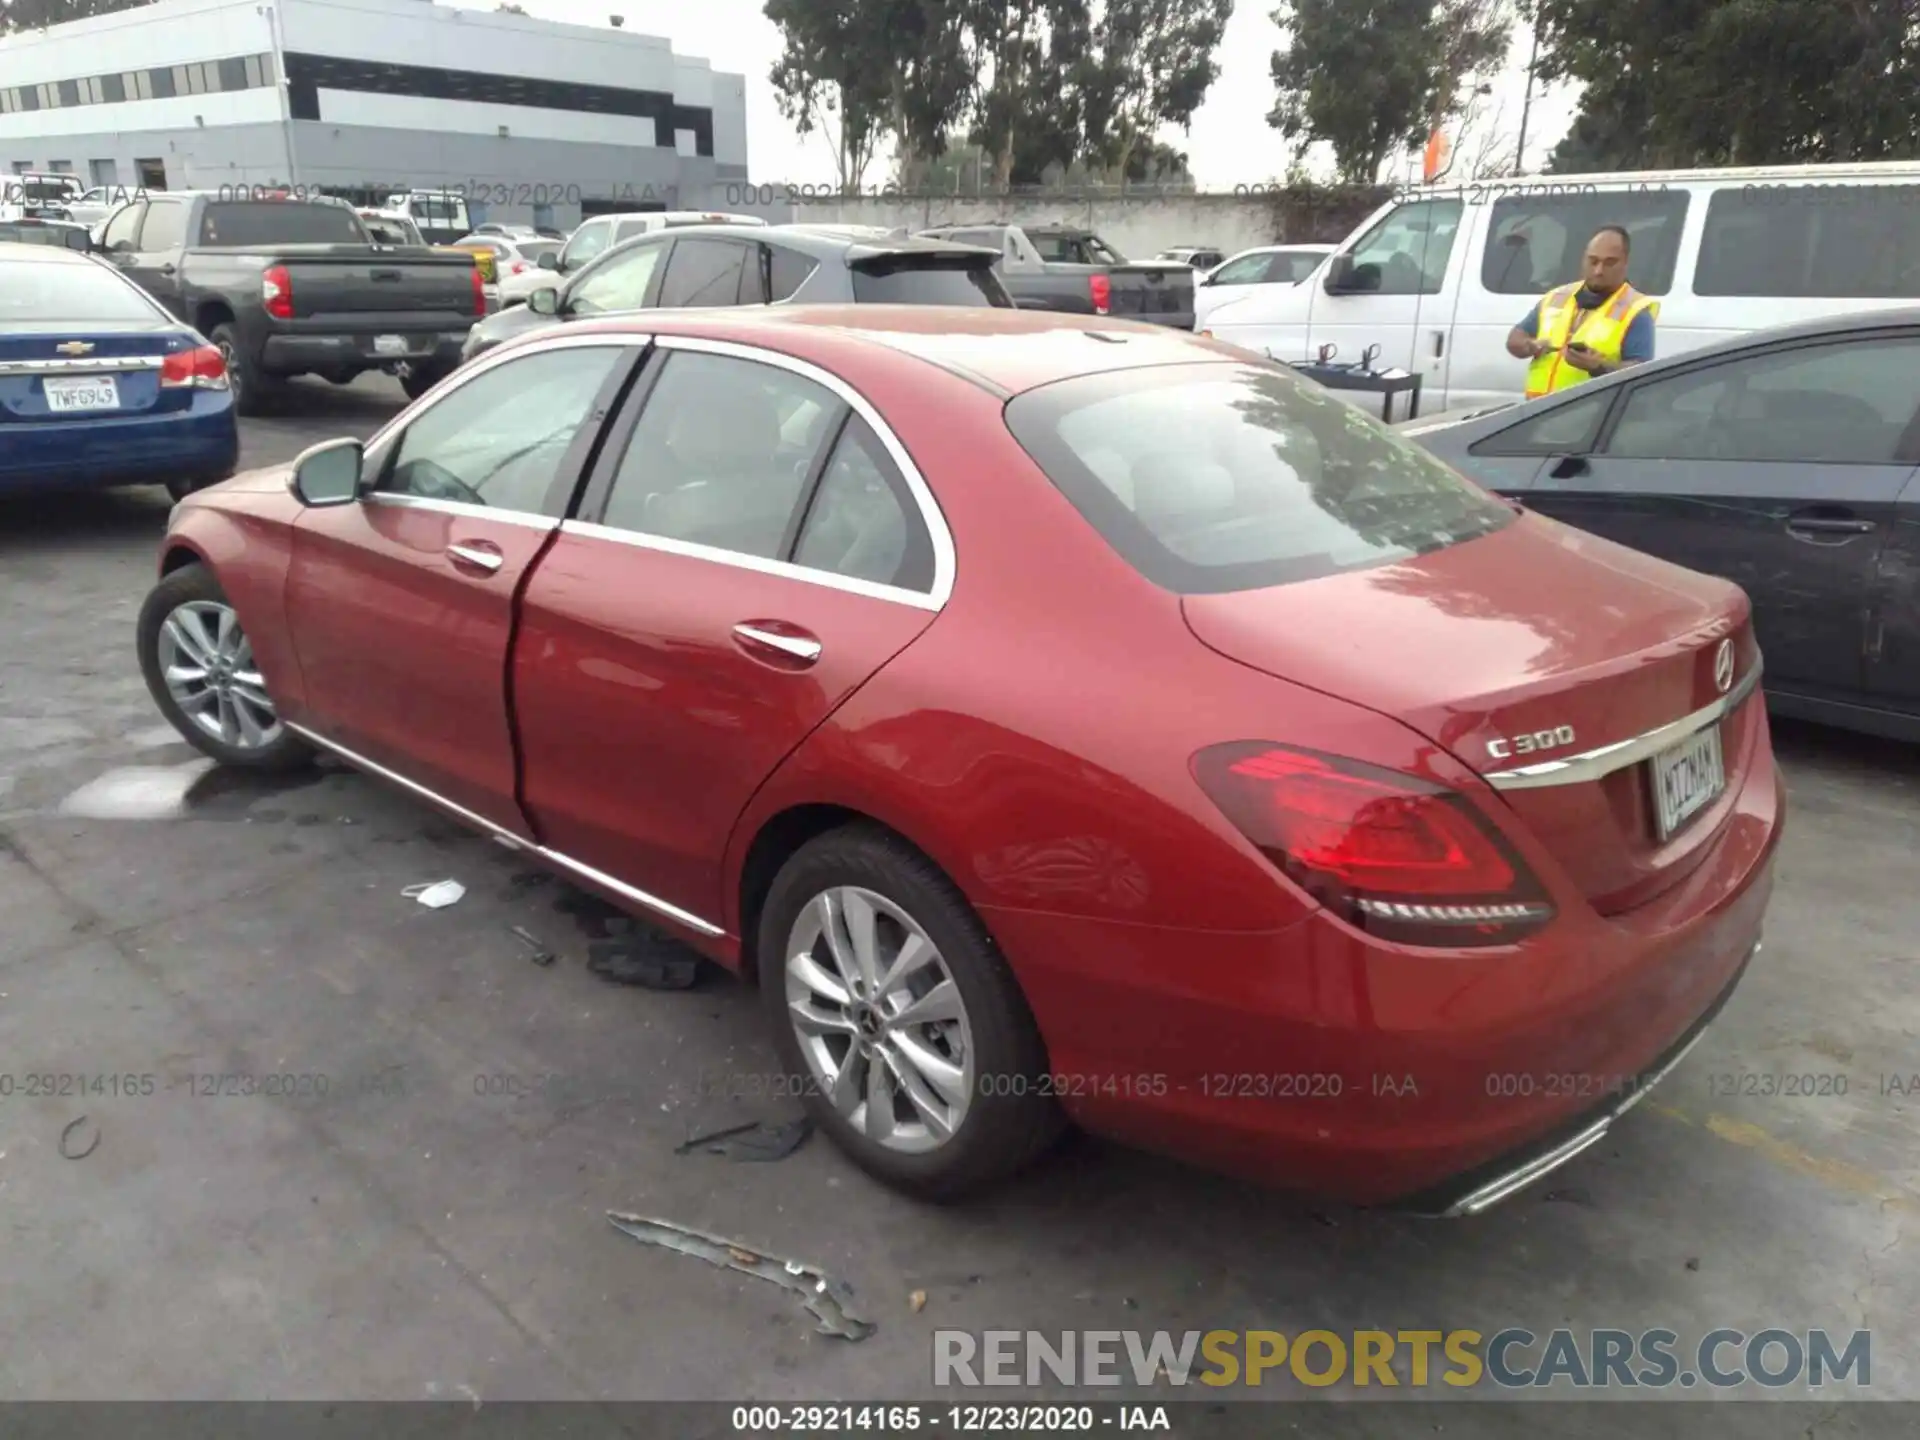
[160,343,228,390]
[1089,273,1112,314]
[1192,742,1554,948]
[471,261,486,315]
[262,264,293,320]
[509,260,526,275]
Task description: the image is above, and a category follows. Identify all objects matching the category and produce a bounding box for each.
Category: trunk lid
[0,321,200,422]
[1108,262,1195,322]
[1180,516,1761,913]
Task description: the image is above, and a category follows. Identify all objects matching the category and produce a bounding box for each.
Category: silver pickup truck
[917,223,1195,329]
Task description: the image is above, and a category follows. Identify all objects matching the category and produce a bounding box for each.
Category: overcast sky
[478,0,1582,187]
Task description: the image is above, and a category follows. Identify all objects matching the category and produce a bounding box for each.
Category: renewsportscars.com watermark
[933,1328,1872,1391]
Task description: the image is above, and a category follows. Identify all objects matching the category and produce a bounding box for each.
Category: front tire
[137,563,313,772]
[759,825,1063,1200]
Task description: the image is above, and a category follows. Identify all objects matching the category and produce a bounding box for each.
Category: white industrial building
[0,0,751,229]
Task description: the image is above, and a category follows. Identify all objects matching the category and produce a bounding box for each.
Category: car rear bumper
[981,750,1783,1209]
[261,331,470,376]
[0,399,238,492]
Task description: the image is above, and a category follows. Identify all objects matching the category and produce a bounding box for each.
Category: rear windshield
[199,202,364,246]
[850,258,1013,307]
[0,223,82,248]
[518,240,561,262]
[1005,362,1514,594]
[0,260,155,322]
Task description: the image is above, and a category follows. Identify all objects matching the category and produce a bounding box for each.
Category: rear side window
[1695,186,1920,298]
[850,259,1013,307]
[1480,189,1691,295]
[1005,362,1514,595]
[0,259,155,321]
[1269,251,1325,283]
[138,200,188,251]
[199,202,362,246]
[767,245,818,301]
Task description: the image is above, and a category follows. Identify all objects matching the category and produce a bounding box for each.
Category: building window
[217,57,248,91]
[244,54,265,88]
[11,161,32,174]
[135,157,167,189]
[149,68,176,99]
[48,159,74,173]
[19,86,40,111]
[101,73,126,104]
[0,89,13,115]
[56,78,79,106]
[89,158,118,185]
[38,84,56,109]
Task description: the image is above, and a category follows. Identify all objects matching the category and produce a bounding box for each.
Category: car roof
[600,223,995,262]
[558,304,1238,397]
[0,240,94,265]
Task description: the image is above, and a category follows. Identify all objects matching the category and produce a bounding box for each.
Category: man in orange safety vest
[1506,225,1658,398]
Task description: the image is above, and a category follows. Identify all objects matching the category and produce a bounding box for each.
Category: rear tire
[210,323,284,417]
[758,825,1064,1200]
[137,562,313,772]
[401,362,452,401]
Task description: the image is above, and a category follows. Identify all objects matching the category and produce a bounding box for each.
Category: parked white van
[1201,161,1920,413]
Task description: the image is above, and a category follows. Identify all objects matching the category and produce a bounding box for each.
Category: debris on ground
[607,1212,876,1341]
[674,1118,814,1162]
[1685,1257,1701,1271]
[59,1115,100,1160]
[403,879,466,909]
[910,1290,928,1313]
[587,930,703,989]
[508,925,556,966]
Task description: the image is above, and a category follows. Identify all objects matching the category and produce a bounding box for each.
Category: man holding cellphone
[1506,225,1658,399]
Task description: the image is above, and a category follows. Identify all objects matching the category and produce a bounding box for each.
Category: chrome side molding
[1482,660,1764,792]
[284,722,724,938]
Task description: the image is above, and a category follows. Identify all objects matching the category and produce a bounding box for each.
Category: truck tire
[209,323,283,416]
[401,361,453,402]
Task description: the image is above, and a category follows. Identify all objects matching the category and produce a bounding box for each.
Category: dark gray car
[461,224,1012,363]
[1404,309,1920,742]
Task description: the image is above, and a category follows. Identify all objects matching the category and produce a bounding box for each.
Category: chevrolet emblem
[55,341,94,356]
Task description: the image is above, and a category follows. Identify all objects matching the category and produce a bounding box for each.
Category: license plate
[1650,724,1726,839]
[373,334,409,356]
[44,374,120,413]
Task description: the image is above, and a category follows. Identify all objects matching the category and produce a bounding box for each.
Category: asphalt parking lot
[2,376,1917,1430]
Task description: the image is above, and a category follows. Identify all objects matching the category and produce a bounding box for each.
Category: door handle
[447,541,504,572]
[1432,329,1446,359]
[732,623,822,664]
[1548,454,1590,480]
[1785,514,1876,536]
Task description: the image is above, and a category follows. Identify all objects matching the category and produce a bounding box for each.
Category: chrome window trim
[0,354,164,376]
[1481,658,1764,791]
[284,722,724,937]
[559,518,940,610]
[364,493,558,532]
[641,333,956,606]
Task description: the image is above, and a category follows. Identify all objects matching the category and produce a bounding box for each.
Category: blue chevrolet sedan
[0,241,238,500]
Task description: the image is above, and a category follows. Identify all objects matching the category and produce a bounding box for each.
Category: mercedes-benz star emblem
[1713,639,1735,695]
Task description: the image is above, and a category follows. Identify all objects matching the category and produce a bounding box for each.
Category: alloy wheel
[156,599,281,750]
[784,885,975,1154]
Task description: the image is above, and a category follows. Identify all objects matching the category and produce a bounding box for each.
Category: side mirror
[63,227,92,252]
[1323,254,1357,292]
[527,286,561,317]
[536,251,559,270]
[290,438,364,507]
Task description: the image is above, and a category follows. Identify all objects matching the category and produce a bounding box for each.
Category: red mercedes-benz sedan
[137,306,1781,1212]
